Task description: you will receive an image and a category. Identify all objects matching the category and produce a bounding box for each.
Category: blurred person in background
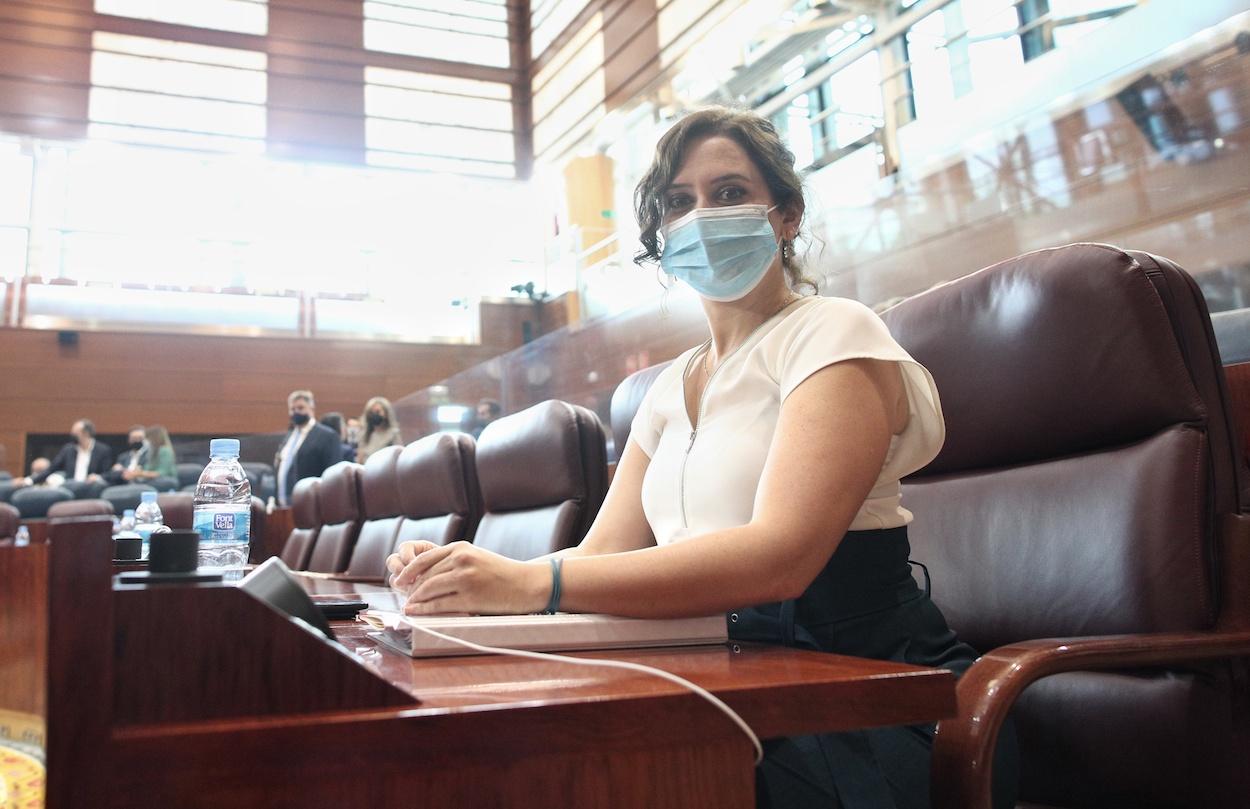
[20,418,112,487]
[125,425,176,484]
[275,390,340,507]
[108,424,148,484]
[356,397,402,463]
[320,412,356,462]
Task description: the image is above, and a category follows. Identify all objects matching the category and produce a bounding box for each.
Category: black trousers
[728,527,1019,809]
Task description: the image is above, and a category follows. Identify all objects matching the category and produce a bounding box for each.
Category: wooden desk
[4,520,958,809]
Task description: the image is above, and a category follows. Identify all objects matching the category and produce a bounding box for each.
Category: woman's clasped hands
[385,540,551,616]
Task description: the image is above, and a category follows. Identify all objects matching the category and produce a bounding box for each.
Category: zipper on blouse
[677,297,806,530]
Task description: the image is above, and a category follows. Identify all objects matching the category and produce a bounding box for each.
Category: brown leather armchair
[0,502,18,540]
[279,477,321,571]
[392,432,482,550]
[304,462,363,573]
[46,498,114,520]
[880,244,1250,808]
[343,445,404,578]
[472,401,608,560]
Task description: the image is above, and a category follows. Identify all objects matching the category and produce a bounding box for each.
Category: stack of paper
[360,610,728,658]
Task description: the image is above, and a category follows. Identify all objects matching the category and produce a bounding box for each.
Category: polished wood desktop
[3,518,957,808]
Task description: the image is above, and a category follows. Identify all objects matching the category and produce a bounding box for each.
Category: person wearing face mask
[274,390,341,507]
[107,425,149,485]
[20,418,113,488]
[385,107,1018,809]
[356,396,401,464]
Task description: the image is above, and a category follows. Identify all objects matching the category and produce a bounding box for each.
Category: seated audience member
[345,416,363,456]
[469,398,501,439]
[275,390,340,507]
[28,457,51,480]
[319,412,356,462]
[21,419,113,487]
[108,425,148,484]
[356,397,402,463]
[125,425,176,484]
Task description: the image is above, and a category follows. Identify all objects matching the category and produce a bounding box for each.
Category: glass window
[0,147,34,226]
[364,0,510,67]
[532,0,591,59]
[0,227,27,280]
[95,0,268,35]
[364,66,516,178]
[88,33,266,152]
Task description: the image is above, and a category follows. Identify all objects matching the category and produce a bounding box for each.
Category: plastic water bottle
[134,490,164,560]
[119,509,136,533]
[193,438,251,569]
[14,525,30,547]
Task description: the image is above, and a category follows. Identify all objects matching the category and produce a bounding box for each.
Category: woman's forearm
[557,524,829,618]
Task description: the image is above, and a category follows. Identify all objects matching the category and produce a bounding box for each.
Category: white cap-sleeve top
[630,296,945,546]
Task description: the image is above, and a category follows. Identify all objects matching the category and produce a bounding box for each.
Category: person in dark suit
[106,425,149,485]
[22,419,113,486]
[274,390,341,507]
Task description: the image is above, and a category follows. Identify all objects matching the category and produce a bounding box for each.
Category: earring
[782,240,794,261]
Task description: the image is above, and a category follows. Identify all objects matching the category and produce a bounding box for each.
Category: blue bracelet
[544,557,563,614]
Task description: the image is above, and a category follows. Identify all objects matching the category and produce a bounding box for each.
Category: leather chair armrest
[931,630,1250,809]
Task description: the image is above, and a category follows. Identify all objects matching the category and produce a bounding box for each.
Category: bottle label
[193,504,250,545]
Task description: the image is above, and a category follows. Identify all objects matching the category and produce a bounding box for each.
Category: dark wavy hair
[632,106,815,291]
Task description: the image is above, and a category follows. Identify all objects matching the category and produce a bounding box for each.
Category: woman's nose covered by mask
[659,204,780,301]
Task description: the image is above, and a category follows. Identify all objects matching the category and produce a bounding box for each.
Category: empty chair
[392,432,482,550]
[62,479,106,500]
[609,361,674,460]
[47,499,114,520]
[157,492,193,530]
[342,446,404,578]
[11,486,74,519]
[240,462,276,503]
[872,245,1250,808]
[279,477,322,570]
[176,463,203,491]
[0,481,18,503]
[157,491,267,556]
[472,401,607,560]
[304,462,362,573]
[0,470,10,482]
[101,484,157,515]
[0,502,18,539]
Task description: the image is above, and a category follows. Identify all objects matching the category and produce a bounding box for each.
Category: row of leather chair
[279,400,607,579]
[0,463,277,513]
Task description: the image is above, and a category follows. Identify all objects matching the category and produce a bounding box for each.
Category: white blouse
[630,296,945,546]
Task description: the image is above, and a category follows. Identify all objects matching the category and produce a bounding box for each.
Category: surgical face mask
[290,412,311,427]
[129,441,144,451]
[659,204,780,302]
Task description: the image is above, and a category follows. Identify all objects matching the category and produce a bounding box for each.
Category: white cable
[397,619,764,764]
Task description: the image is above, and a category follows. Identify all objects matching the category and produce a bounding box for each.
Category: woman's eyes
[664,194,693,212]
[664,186,748,213]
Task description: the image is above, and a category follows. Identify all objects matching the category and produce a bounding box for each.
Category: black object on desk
[116,529,224,585]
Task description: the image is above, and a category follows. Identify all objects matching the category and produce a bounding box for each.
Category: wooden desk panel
[14,526,957,808]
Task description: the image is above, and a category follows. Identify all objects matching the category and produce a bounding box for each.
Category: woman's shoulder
[767,295,895,352]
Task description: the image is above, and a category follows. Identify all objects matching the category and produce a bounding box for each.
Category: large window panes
[96,0,268,35]
[364,68,515,178]
[11,138,546,341]
[364,0,511,68]
[0,146,33,280]
[531,0,592,60]
[89,33,267,153]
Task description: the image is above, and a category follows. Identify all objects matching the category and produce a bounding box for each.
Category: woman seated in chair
[388,107,1016,809]
[124,425,177,485]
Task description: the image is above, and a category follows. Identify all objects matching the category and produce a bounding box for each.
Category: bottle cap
[140,491,158,503]
[210,438,240,457]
